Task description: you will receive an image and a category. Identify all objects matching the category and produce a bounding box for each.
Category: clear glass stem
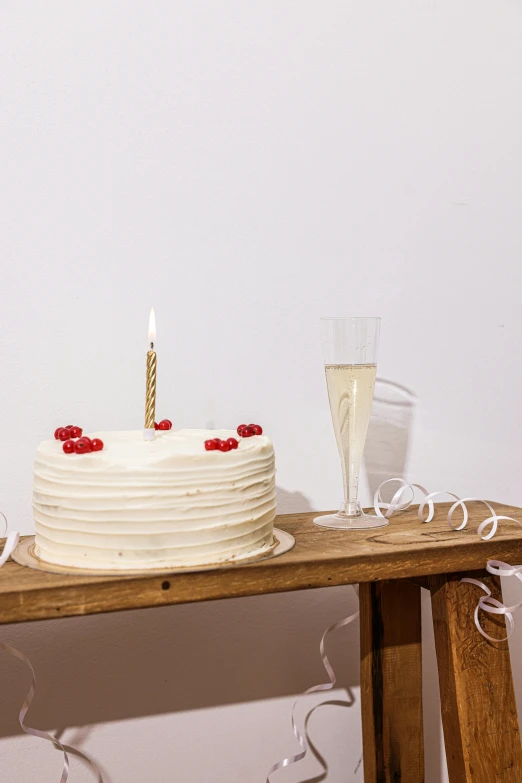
[339,498,362,517]
[340,452,363,517]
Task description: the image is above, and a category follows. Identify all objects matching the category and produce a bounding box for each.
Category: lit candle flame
[148,307,156,347]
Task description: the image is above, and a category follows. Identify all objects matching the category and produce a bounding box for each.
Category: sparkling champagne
[325,363,377,509]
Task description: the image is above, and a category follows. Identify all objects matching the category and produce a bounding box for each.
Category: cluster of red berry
[237,423,263,437]
[154,419,173,430]
[54,425,103,455]
[204,423,263,452]
[55,425,83,441]
[205,437,239,452]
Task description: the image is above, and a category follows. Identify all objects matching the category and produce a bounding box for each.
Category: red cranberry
[91,438,104,451]
[58,428,72,441]
[69,426,83,438]
[226,438,239,450]
[240,426,254,438]
[154,422,159,430]
[54,428,62,440]
[158,420,172,431]
[250,424,263,435]
[205,439,218,451]
[62,440,75,454]
[75,436,90,448]
[237,424,247,436]
[74,438,92,454]
[218,440,231,452]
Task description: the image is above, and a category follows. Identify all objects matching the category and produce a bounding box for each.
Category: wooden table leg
[360,579,424,782]
[430,571,522,782]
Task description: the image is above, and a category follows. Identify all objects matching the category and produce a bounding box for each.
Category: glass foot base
[313,512,389,530]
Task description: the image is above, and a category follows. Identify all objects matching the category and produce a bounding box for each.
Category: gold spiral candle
[144,308,157,433]
[144,347,157,429]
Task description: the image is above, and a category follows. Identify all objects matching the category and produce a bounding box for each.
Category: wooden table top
[1,502,522,625]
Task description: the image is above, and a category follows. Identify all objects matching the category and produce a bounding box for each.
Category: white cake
[32,429,276,570]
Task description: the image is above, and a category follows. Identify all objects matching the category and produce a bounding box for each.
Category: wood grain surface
[1,502,521,624]
[430,571,522,782]
[360,579,424,782]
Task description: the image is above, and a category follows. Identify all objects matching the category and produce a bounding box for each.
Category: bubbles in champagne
[325,364,377,502]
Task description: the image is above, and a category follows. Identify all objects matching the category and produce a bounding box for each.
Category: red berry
[163,419,173,429]
[57,428,72,441]
[237,424,247,436]
[240,426,254,438]
[218,440,231,452]
[158,419,172,431]
[154,422,159,430]
[69,426,83,438]
[66,424,74,429]
[205,439,218,451]
[226,437,239,450]
[250,424,263,435]
[213,438,222,445]
[91,438,104,451]
[54,428,62,440]
[74,438,92,454]
[62,440,75,454]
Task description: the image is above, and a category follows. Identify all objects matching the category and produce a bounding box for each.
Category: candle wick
[150,342,154,351]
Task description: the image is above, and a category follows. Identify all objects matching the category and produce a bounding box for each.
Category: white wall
[1,0,522,780]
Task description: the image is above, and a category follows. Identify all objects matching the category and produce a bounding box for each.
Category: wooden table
[2,502,522,782]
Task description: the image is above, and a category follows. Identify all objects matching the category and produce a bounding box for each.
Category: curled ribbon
[372,480,522,641]
[1,639,70,781]
[0,516,103,781]
[0,511,19,566]
[266,587,359,781]
[462,560,522,642]
[0,523,71,781]
[373,477,522,540]
[1,636,104,781]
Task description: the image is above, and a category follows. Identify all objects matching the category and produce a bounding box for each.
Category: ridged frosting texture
[33,429,276,570]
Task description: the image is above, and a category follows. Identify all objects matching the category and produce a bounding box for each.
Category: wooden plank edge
[2,543,522,624]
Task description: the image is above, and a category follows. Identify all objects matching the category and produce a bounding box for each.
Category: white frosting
[33,429,276,570]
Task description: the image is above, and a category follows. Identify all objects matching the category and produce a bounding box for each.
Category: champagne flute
[314,317,388,530]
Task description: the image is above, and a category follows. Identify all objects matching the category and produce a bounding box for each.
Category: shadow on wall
[365,380,446,783]
[365,378,417,497]
[0,584,360,740]
[276,486,313,514]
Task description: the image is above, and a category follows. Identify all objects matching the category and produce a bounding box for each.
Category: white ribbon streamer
[266,588,359,782]
[0,525,71,781]
[0,517,103,781]
[0,531,20,565]
[373,477,522,539]
[462,561,522,642]
[0,511,19,565]
[1,639,70,781]
[372,479,522,641]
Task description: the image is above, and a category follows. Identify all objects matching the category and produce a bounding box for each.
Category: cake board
[12,528,295,577]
